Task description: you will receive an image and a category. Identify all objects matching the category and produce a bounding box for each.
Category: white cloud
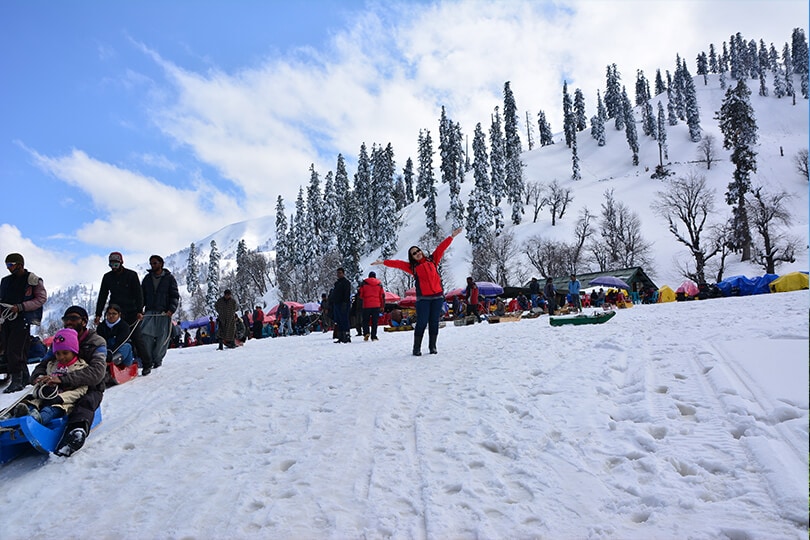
[30,149,245,257]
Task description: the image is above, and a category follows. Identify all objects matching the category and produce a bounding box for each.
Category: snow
[1,290,808,539]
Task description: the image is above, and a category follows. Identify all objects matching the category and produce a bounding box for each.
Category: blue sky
[1,0,806,289]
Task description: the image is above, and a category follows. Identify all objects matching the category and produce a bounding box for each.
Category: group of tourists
[0,250,179,458]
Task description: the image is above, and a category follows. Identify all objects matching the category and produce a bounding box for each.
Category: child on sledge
[96,304,136,367]
[0,328,88,425]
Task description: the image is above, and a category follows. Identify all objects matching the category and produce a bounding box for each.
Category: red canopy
[676,280,699,296]
[398,296,417,308]
[267,301,305,315]
[444,287,465,300]
[384,291,401,303]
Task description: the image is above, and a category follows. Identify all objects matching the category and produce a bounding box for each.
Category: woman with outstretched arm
[371,228,462,356]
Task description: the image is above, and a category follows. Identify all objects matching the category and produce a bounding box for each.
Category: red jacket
[358,277,385,309]
[382,234,455,298]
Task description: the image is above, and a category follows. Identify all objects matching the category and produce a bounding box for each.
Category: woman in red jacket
[371,228,462,356]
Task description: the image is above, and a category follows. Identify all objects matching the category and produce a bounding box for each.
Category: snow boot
[412,332,424,356]
[55,426,87,457]
[428,333,438,355]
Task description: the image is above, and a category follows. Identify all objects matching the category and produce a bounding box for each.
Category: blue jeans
[117,343,135,366]
[29,405,64,425]
[333,303,350,333]
[415,297,444,337]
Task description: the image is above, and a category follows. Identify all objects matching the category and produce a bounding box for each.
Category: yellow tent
[657,285,676,303]
[769,272,809,293]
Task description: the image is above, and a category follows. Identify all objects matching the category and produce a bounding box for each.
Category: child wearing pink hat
[0,328,89,425]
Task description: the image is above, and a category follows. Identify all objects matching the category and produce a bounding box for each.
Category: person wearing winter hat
[94,251,152,375]
[28,306,108,456]
[2,328,91,425]
[358,271,385,341]
[1,252,47,393]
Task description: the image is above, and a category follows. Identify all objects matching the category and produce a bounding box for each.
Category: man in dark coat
[94,252,151,374]
[332,268,352,343]
[1,252,47,393]
[544,277,557,315]
[140,255,179,373]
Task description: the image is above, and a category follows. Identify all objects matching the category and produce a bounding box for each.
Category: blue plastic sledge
[0,407,102,464]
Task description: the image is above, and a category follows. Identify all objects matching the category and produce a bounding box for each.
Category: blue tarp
[716,274,777,297]
[716,275,757,296]
[752,274,779,295]
[180,316,210,330]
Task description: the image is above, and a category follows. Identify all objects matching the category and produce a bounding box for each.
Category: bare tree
[599,189,653,270]
[794,148,809,180]
[707,221,735,282]
[696,133,718,170]
[524,181,547,223]
[547,179,574,226]
[524,235,584,278]
[572,208,595,267]
[652,172,721,283]
[748,187,800,273]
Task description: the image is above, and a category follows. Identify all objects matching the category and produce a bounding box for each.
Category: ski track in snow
[0,291,807,539]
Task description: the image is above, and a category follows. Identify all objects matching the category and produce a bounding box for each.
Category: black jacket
[96,319,132,353]
[332,277,351,304]
[141,269,180,313]
[96,267,144,319]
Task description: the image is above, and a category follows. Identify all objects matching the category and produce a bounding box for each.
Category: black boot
[3,374,23,394]
[428,333,438,354]
[412,332,424,356]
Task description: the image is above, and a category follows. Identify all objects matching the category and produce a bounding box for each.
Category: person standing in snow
[371,227,462,356]
[214,289,237,349]
[1,252,47,393]
[331,268,352,343]
[277,301,293,337]
[544,277,557,315]
[568,274,582,313]
[252,306,264,339]
[465,277,481,322]
[140,255,179,372]
[358,271,385,341]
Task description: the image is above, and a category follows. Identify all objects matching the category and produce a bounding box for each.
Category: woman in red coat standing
[371,228,462,356]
